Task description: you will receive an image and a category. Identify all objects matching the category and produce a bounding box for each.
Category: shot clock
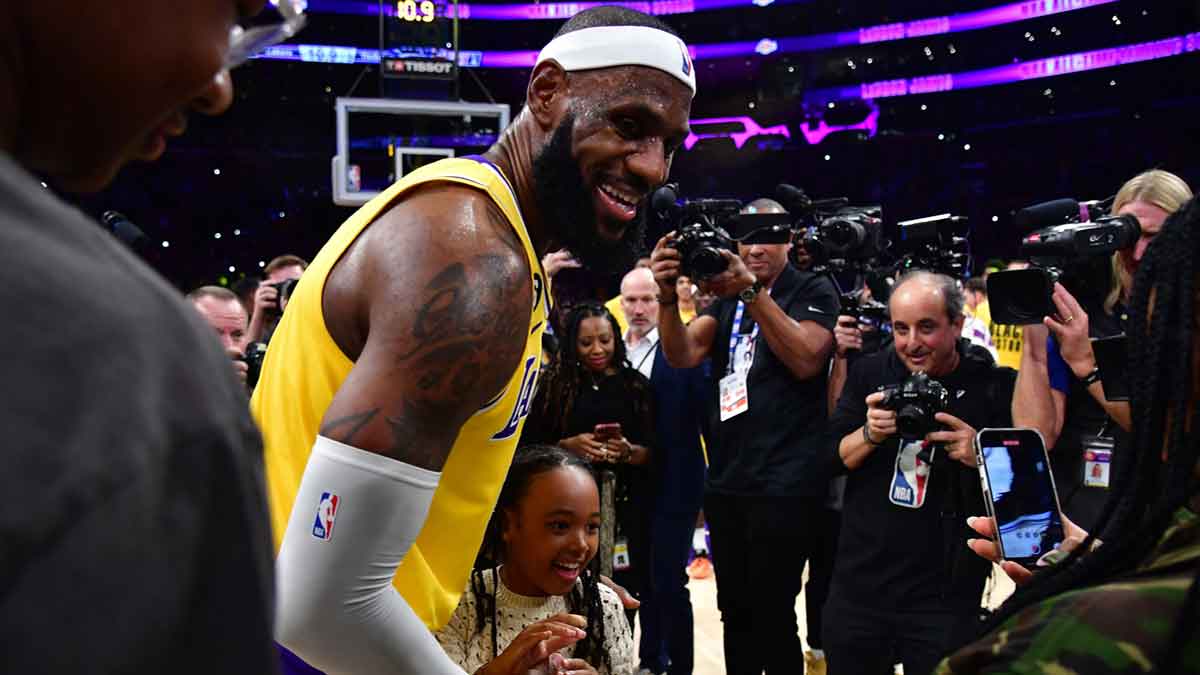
[381,0,458,81]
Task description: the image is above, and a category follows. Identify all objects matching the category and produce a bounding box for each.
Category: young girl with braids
[937,196,1200,674]
[434,446,636,675]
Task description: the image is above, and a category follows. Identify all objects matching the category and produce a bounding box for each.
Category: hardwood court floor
[642,564,1014,675]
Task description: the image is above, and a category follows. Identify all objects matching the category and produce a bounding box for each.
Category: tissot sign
[382,56,457,80]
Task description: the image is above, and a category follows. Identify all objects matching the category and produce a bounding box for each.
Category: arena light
[683,117,790,150]
[804,34,1200,104]
[682,101,878,151]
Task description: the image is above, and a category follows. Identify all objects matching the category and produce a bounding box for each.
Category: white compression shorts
[275,435,466,675]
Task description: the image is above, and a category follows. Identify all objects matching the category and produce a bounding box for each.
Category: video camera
[988,198,1139,325]
[893,214,971,279]
[652,184,792,280]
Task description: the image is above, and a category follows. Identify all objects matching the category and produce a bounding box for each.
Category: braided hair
[469,445,613,673]
[972,196,1200,670]
[534,303,652,441]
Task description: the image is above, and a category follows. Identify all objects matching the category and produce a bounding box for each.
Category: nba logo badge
[679,40,692,77]
[312,491,339,541]
[889,440,930,509]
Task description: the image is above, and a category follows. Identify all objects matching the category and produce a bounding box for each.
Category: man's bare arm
[274,186,532,674]
[657,303,717,369]
[1012,323,1057,444]
[321,185,531,468]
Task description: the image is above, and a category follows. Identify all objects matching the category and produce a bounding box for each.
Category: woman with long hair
[1042,170,1193,532]
[938,196,1200,673]
[521,303,655,606]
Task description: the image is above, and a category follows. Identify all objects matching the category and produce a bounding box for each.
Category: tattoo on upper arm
[319,408,380,443]
[333,233,530,467]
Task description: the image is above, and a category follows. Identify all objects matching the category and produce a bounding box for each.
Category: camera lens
[896,405,929,437]
[688,246,728,278]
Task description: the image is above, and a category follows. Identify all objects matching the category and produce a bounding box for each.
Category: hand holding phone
[593,422,622,442]
[975,428,1067,568]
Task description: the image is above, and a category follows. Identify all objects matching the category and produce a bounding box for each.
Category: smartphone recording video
[976,428,1067,567]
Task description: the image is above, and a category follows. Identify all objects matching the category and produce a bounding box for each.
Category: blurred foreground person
[0,0,296,672]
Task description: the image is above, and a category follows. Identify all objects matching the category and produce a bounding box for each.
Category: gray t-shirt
[0,154,276,673]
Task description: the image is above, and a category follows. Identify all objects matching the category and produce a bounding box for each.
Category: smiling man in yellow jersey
[250,7,694,674]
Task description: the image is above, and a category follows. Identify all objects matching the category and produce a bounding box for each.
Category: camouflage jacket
[936,507,1200,674]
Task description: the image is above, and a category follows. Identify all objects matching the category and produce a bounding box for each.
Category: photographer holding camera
[651,197,838,674]
[246,253,306,344]
[823,270,1055,675]
[1039,170,1192,532]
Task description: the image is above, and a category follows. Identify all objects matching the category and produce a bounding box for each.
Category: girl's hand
[547,653,599,675]
[478,614,586,675]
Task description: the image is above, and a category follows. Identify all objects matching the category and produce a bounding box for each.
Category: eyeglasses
[226,0,308,69]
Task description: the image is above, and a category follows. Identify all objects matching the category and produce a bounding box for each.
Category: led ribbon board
[263,0,1120,66]
[259,33,1200,105]
[804,34,1200,104]
[304,0,809,20]
[306,0,1108,26]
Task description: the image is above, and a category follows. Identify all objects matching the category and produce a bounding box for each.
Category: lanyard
[634,341,658,374]
[726,300,760,374]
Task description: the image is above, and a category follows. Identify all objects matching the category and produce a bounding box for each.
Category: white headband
[535,26,696,97]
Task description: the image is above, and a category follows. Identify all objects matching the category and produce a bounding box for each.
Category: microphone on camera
[1013,199,1081,230]
[103,210,149,250]
[775,183,849,215]
[651,183,682,222]
[1013,197,1111,231]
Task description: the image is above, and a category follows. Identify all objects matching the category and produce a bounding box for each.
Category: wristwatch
[739,282,764,304]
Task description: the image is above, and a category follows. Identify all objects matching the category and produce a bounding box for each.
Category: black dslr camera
[652,184,742,280]
[243,342,269,391]
[839,289,890,354]
[269,278,300,315]
[988,198,1139,325]
[879,371,951,439]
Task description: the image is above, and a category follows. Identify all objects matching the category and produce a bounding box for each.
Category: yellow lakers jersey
[251,157,549,630]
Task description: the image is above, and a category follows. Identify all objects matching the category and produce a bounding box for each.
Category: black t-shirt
[701,264,838,497]
[1050,302,1126,532]
[828,340,1017,611]
[521,367,655,450]
[0,154,276,673]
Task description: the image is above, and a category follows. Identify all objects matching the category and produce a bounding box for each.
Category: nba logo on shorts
[312,491,339,541]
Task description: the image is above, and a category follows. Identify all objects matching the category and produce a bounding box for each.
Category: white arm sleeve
[275,435,467,675]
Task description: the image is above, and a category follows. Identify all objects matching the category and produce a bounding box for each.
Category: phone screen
[978,429,1066,564]
[594,423,621,441]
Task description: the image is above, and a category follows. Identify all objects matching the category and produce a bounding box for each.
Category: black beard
[531,114,646,275]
